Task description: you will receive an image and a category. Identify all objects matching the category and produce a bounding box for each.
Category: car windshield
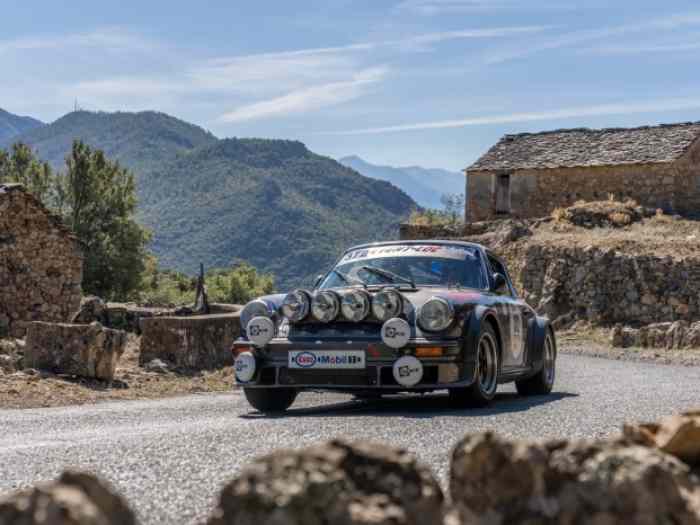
[318,244,485,289]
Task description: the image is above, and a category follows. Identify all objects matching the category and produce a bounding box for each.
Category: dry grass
[528,211,700,259]
[0,335,235,410]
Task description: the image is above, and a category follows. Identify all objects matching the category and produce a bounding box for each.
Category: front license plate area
[289,350,366,370]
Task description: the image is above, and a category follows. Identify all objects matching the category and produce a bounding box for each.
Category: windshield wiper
[332,269,366,288]
[360,265,416,288]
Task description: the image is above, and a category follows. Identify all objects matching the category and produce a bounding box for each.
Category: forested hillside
[3,110,416,288]
[0,110,217,175]
[140,138,416,288]
[0,108,43,144]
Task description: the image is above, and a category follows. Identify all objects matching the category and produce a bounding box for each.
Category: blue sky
[3,1,700,170]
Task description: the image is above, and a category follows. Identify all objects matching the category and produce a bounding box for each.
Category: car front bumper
[232,337,478,391]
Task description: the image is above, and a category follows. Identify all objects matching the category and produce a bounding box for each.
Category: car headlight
[341,290,370,322]
[240,299,274,330]
[311,291,340,323]
[418,297,454,332]
[280,290,310,322]
[372,289,403,321]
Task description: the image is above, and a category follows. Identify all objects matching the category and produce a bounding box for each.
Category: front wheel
[450,323,500,408]
[244,387,297,413]
[516,329,556,396]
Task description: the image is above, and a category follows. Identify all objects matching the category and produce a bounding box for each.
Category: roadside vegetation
[138,258,274,306]
[408,192,465,226]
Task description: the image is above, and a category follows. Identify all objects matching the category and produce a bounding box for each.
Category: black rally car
[233,241,556,413]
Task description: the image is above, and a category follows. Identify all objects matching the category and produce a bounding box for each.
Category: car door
[486,253,529,369]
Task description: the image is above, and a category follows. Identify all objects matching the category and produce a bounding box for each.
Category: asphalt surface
[1,353,699,524]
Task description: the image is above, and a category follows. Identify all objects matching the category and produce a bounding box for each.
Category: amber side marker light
[233,346,251,357]
[415,347,444,358]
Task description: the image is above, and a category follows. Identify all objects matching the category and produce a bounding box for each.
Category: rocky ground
[558,326,700,367]
[0,334,232,409]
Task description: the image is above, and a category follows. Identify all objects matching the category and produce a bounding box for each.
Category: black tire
[449,323,500,408]
[244,387,297,413]
[516,328,556,396]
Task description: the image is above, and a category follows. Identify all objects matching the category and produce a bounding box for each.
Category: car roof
[346,239,487,252]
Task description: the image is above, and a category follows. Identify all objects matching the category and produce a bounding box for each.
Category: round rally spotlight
[341,290,370,322]
[381,317,411,349]
[281,290,310,322]
[372,289,403,321]
[392,355,423,387]
[311,291,340,323]
[246,316,275,347]
[234,351,257,383]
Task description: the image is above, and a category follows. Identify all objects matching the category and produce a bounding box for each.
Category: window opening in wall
[495,173,511,214]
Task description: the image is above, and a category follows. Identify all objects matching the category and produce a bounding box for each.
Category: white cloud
[396,0,569,15]
[0,27,154,55]
[218,67,389,123]
[483,12,700,64]
[583,40,700,55]
[319,97,700,135]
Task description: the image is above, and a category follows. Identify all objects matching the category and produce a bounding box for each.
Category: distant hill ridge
[0,110,218,176]
[0,108,43,144]
[3,110,416,288]
[339,155,464,210]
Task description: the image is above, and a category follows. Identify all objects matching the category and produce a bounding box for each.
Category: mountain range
[0,108,43,144]
[338,155,463,210]
[1,109,417,289]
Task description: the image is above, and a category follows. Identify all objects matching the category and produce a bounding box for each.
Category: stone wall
[139,312,241,370]
[466,150,700,223]
[0,184,83,338]
[499,243,700,326]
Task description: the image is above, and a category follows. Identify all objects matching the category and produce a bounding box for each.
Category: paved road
[1,353,698,524]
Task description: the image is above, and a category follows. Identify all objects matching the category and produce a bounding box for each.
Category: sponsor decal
[234,352,256,382]
[385,326,406,339]
[340,244,477,263]
[392,355,423,387]
[248,324,270,337]
[289,350,366,369]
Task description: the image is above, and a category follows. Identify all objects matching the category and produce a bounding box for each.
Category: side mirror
[492,273,508,293]
[313,274,324,287]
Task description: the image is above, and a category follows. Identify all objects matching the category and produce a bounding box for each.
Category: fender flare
[526,315,553,375]
[462,305,504,384]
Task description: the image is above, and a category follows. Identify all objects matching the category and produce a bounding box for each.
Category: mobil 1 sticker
[289,350,366,369]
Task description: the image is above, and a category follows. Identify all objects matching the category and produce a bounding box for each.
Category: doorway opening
[495,173,511,214]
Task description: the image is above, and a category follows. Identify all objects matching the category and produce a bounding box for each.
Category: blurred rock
[449,431,700,524]
[624,410,700,467]
[207,438,443,525]
[0,470,136,525]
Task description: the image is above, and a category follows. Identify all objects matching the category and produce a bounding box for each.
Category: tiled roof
[467,122,700,172]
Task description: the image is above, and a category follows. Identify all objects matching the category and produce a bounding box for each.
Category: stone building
[0,184,82,337]
[465,122,700,222]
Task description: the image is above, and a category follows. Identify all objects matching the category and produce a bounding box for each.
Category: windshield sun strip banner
[339,245,478,263]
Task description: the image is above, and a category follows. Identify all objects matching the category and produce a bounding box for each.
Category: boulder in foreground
[0,471,136,525]
[449,429,700,525]
[24,321,126,381]
[207,438,444,525]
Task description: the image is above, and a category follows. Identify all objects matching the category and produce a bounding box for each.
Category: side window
[487,255,514,297]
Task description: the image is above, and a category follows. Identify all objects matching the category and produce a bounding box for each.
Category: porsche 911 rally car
[233,240,556,413]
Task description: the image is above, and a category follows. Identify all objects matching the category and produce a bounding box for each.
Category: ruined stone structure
[139,311,241,370]
[466,122,700,222]
[0,184,82,338]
